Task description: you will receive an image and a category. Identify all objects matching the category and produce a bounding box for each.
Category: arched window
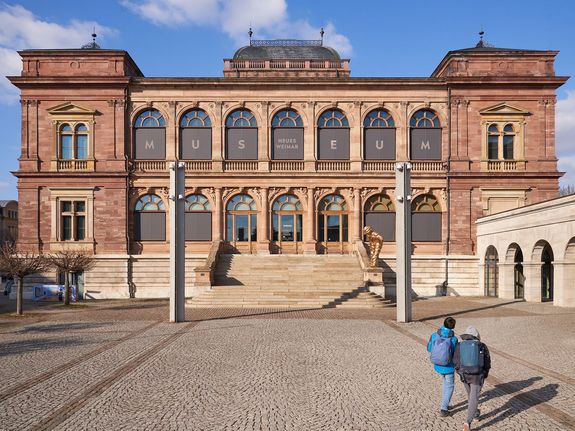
[318,194,348,243]
[409,109,441,160]
[134,109,166,160]
[317,109,349,160]
[134,194,166,241]
[59,123,89,160]
[363,109,396,160]
[271,109,304,160]
[226,194,257,243]
[411,194,441,241]
[225,109,257,160]
[484,246,499,297]
[185,194,212,241]
[503,124,515,160]
[364,194,395,241]
[541,244,554,302]
[487,124,499,160]
[180,109,212,160]
[272,194,303,246]
[514,247,524,299]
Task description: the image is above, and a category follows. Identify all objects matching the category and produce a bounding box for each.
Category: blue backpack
[459,340,482,374]
[429,329,454,366]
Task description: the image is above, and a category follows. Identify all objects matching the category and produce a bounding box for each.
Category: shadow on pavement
[0,336,96,357]
[418,300,523,322]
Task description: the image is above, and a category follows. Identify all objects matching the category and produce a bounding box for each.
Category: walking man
[427,316,458,416]
[453,326,491,431]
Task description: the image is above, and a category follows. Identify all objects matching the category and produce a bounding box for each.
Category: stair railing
[194,240,223,288]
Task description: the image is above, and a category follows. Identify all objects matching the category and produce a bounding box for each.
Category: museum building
[8,34,568,302]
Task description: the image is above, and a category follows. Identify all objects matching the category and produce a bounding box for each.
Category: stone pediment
[47,102,98,116]
[479,102,530,116]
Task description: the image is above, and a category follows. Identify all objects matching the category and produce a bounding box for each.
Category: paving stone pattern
[0,298,573,430]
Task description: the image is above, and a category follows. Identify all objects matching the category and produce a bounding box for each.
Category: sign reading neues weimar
[318,129,349,160]
[410,128,441,160]
[272,128,304,160]
[226,129,258,160]
[181,128,212,159]
[135,129,166,159]
[364,128,396,160]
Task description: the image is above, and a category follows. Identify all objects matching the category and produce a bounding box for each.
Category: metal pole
[169,161,186,322]
[395,162,412,322]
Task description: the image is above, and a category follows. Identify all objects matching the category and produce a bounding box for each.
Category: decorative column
[352,188,361,241]
[554,261,575,307]
[304,187,316,254]
[497,262,515,300]
[214,187,222,241]
[257,187,270,254]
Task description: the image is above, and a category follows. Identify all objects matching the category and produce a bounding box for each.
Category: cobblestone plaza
[0,297,573,430]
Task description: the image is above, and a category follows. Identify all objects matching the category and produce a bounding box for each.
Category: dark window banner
[135,129,166,160]
[272,128,304,160]
[181,129,212,160]
[364,128,396,160]
[410,128,442,160]
[411,212,442,241]
[318,128,350,160]
[226,128,258,160]
[134,212,166,241]
[364,212,395,241]
[185,212,212,241]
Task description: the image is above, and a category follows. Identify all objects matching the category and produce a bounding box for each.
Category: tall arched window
[488,124,499,160]
[409,109,441,160]
[317,109,349,160]
[364,194,395,241]
[134,194,166,241]
[225,109,258,160]
[134,109,166,160]
[318,194,348,243]
[180,109,212,160]
[272,194,303,247]
[363,109,396,160]
[59,123,89,160]
[485,246,499,297]
[185,194,212,241]
[514,247,524,299]
[271,109,304,160]
[411,194,441,241]
[503,124,515,160]
[226,194,257,243]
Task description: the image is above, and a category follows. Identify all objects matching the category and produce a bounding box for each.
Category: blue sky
[1,0,574,200]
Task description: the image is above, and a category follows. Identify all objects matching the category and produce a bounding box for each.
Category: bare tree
[559,185,575,196]
[0,243,51,315]
[47,250,95,305]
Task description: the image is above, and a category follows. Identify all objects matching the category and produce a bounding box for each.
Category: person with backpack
[427,316,458,417]
[453,326,491,431]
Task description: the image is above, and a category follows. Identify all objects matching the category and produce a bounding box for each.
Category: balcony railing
[223,160,258,171]
[411,161,444,172]
[316,161,351,171]
[362,161,395,172]
[56,159,92,171]
[133,160,168,172]
[184,161,213,171]
[486,160,518,171]
[270,160,305,172]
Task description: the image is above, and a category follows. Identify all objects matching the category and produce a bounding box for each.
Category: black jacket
[453,334,491,385]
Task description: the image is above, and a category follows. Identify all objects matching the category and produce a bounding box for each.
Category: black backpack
[458,340,485,374]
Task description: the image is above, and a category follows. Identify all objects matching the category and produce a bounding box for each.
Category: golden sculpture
[363,226,383,267]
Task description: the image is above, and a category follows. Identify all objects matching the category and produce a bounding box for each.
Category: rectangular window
[61,135,73,159]
[503,135,514,160]
[134,212,166,241]
[60,200,86,241]
[411,213,442,242]
[410,129,441,160]
[318,129,350,160]
[488,136,499,160]
[184,212,212,241]
[76,135,88,159]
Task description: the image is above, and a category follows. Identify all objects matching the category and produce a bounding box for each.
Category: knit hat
[463,326,480,341]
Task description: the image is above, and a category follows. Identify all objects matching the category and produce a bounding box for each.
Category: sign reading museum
[318,129,349,160]
[364,128,396,160]
[410,129,441,160]
[135,129,166,160]
[272,128,304,160]
[226,129,258,160]
[181,129,212,160]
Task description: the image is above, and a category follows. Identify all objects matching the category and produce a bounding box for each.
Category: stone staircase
[187,254,390,309]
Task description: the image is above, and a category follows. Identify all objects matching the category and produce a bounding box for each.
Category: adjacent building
[8,35,568,299]
[0,200,18,245]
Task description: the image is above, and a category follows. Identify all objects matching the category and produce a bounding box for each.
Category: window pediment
[479,102,530,116]
[47,102,98,116]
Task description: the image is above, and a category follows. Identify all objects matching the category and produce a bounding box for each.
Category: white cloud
[0,4,117,105]
[556,91,575,187]
[121,0,352,55]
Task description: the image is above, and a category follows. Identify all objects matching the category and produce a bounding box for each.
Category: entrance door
[318,211,349,254]
[484,246,498,297]
[271,194,303,254]
[225,194,257,253]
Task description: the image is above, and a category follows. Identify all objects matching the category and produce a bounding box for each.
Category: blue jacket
[427,326,458,374]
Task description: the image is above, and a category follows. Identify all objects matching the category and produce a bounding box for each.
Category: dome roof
[233,40,341,60]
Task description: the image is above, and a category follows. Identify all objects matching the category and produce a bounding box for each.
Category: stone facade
[8,40,567,299]
[0,200,18,245]
[476,194,575,307]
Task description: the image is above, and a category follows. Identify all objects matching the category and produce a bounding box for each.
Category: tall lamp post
[396,162,412,323]
[169,161,186,322]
